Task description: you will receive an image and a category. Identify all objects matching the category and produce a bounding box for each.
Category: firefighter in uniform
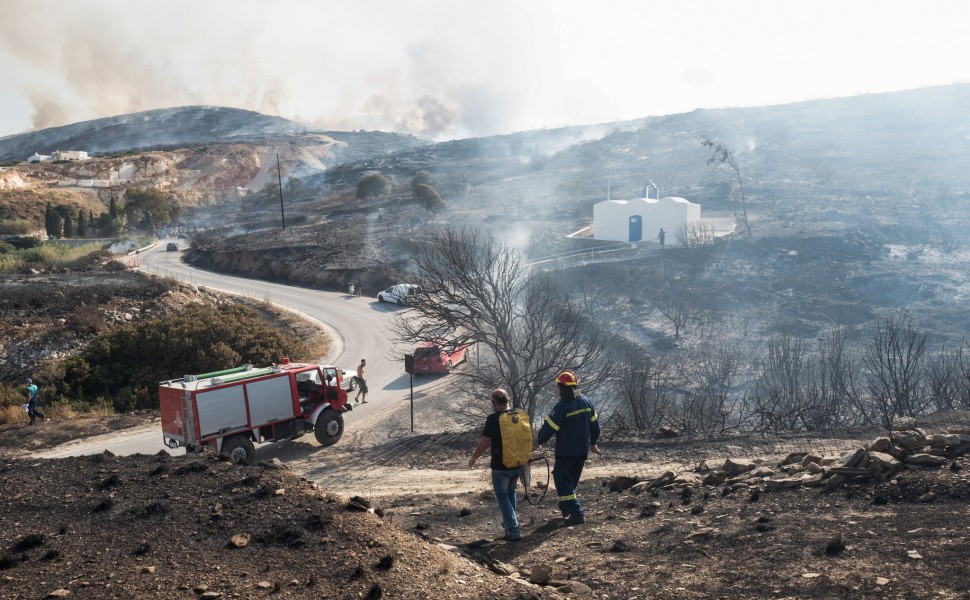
[537,369,600,525]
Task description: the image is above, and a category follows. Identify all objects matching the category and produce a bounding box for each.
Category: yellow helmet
[555,370,579,387]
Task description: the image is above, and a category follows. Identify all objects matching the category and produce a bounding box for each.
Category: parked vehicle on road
[159,359,351,464]
[413,341,471,374]
[377,283,419,305]
[166,242,179,251]
[342,368,360,391]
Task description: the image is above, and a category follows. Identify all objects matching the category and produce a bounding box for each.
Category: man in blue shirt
[25,377,45,425]
[537,370,600,525]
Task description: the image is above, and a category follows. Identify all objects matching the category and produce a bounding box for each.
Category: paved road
[36,238,427,459]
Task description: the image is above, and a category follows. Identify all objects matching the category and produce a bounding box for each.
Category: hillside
[0,106,429,163]
[184,85,970,345]
[0,107,431,231]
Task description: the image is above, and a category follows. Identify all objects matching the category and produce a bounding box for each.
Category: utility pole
[277,153,286,231]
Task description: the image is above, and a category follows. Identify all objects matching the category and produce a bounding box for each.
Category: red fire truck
[159,359,350,465]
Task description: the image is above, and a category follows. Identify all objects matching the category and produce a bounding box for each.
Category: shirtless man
[355,359,369,404]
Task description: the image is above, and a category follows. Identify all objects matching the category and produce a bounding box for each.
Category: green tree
[44,203,61,238]
[109,195,119,219]
[44,204,61,238]
[356,172,392,199]
[62,304,310,411]
[125,187,180,231]
[77,209,87,238]
[414,183,447,213]
[62,211,73,238]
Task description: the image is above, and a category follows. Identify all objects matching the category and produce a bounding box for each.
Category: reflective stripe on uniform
[544,415,560,431]
[565,407,591,418]
[590,412,598,422]
[558,493,577,501]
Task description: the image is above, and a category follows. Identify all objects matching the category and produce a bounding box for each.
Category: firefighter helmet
[555,370,579,387]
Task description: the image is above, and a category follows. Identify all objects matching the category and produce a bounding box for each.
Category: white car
[342,368,360,391]
[377,283,419,305]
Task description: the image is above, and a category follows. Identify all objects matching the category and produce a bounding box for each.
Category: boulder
[893,430,928,452]
[891,416,919,431]
[903,454,946,467]
[868,437,892,453]
[868,452,902,469]
[805,462,824,475]
[780,452,808,466]
[749,466,776,478]
[839,447,867,468]
[799,473,824,487]
[529,563,554,585]
[800,454,823,468]
[702,471,727,486]
[722,458,756,476]
[488,560,517,577]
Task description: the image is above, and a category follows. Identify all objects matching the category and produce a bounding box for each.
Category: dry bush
[0,405,28,425]
[70,304,105,335]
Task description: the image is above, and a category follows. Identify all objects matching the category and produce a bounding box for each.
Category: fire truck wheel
[223,435,256,465]
[314,408,344,447]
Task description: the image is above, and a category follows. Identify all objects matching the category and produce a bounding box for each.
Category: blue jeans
[553,456,586,521]
[491,467,521,538]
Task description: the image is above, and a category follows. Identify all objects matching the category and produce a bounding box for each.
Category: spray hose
[521,452,551,506]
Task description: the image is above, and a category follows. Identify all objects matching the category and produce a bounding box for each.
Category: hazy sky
[1,0,968,140]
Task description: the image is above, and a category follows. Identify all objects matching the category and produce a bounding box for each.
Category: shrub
[410,170,433,191]
[5,236,42,250]
[0,219,34,235]
[414,183,447,213]
[356,172,392,199]
[0,242,107,273]
[62,304,312,412]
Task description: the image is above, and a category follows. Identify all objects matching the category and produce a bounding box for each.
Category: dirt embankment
[0,453,546,600]
[3,415,970,599]
[0,252,328,395]
[186,222,412,295]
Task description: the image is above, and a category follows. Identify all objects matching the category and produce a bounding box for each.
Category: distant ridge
[0,106,428,162]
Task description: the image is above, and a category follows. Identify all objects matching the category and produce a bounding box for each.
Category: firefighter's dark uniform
[536,394,599,523]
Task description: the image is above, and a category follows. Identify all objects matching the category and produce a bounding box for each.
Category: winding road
[33,240,642,497]
[34,239,480,493]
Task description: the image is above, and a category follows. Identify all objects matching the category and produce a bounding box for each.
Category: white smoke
[2,1,969,140]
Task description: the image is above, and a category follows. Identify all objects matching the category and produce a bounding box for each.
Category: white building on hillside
[27,152,52,163]
[51,150,89,161]
[593,183,701,243]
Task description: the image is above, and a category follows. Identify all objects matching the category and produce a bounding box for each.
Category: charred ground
[1,421,969,599]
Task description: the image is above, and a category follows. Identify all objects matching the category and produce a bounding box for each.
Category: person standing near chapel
[537,370,600,525]
[467,388,523,541]
[25,377,45,425]
[355,359,369,404]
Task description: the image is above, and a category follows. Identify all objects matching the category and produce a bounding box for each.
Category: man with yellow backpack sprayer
[468,388,534,542]
[537,369,600,526]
